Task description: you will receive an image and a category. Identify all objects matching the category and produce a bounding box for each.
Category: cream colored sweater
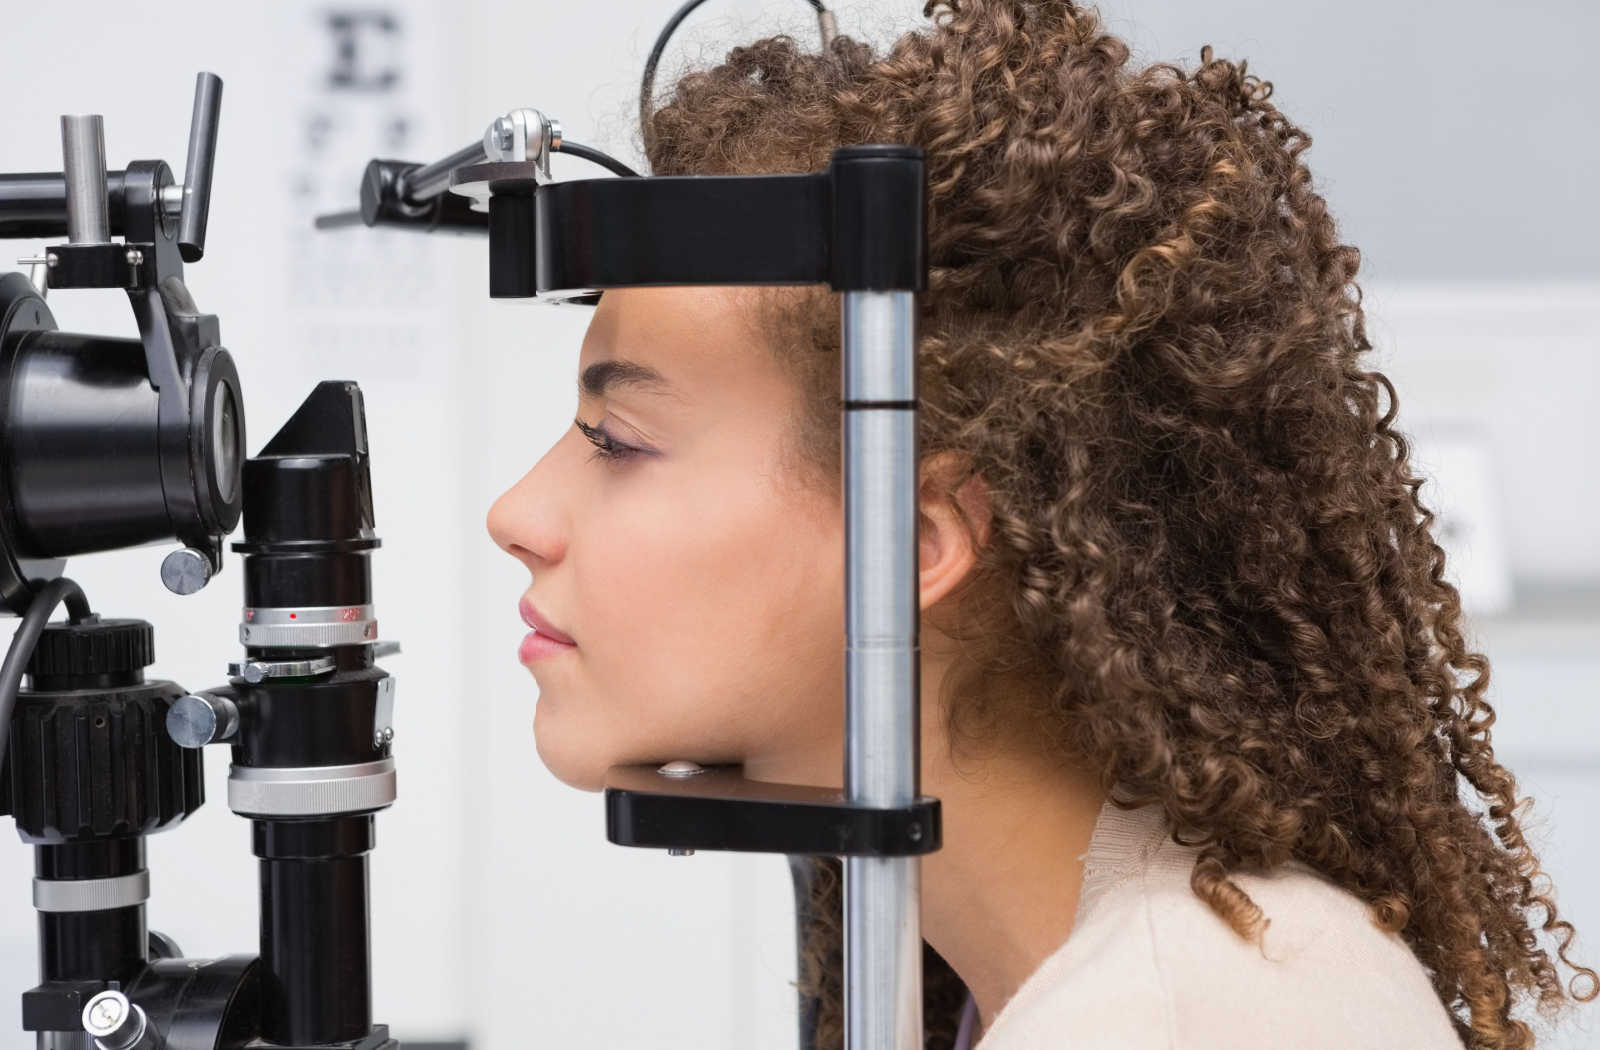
[969,796,1466,1050]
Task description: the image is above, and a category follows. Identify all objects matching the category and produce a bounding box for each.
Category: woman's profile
[487,2,1598,1048]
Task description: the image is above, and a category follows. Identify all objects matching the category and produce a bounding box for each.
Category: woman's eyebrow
[579,359,671,399]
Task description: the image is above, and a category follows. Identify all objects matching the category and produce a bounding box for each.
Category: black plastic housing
[606,764,941,856]
[531,144,927,297]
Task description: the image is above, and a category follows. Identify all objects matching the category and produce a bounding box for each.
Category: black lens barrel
[0,272,247,615]
[230,380,391,1048]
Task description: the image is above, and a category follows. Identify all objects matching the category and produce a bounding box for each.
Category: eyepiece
[0,274,245,613]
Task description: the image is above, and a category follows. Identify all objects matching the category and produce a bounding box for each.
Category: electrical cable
[0,578,94,774]
[555,140,640,179]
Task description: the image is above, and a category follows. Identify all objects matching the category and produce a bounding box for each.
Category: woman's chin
[532,710,611,793]
[535,742,611,793]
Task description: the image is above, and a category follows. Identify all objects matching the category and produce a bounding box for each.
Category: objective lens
[213,382,240,504]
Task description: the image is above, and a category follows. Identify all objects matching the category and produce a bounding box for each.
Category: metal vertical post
[842,289,921,1050]
[59,115,110,245]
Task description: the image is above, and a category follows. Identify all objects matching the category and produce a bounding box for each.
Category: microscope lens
[212,382,240,504]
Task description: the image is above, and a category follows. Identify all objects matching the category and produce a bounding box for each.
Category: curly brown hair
[639,2,1598,1048]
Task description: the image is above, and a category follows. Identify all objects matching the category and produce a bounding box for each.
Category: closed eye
[574,417,642,464]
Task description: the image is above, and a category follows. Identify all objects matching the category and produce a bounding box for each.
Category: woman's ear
[918,451,991,613]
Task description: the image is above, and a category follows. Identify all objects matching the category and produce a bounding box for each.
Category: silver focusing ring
[228,758,397,817]
[33,871,150,913]
[244,604,376,625]
[239,620,377,647]
[240,604,378,648]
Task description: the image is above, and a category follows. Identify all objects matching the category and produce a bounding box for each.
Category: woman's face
[487,286,846,792]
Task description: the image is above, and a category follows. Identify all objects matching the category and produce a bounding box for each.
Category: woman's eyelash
[574,417,641,463]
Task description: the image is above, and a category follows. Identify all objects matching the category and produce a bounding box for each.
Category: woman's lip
[520,630,575,663]
[519,596,576,645]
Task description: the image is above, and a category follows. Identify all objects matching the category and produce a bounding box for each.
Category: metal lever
[176,72,222,262]
[227,655,337,683]
[394,141,487,205]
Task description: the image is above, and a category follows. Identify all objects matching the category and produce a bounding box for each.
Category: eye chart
[277,3,456,383]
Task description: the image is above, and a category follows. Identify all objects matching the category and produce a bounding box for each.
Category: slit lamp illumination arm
[312,109,638,236]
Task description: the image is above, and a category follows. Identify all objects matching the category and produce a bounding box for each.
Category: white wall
[2,2,1597,1049]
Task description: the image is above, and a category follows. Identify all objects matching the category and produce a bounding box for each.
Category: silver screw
[492,116,515,153]
[659,761,704,852]
[46,252,58,267]
[19,257,50,297]
[86,995,123,1030]
[125,248,143,267]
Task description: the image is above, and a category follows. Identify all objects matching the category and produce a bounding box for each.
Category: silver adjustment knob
[230,661,270,684]
[160,547,214,595]
[167,693,240,748]
[82,989,153,1050]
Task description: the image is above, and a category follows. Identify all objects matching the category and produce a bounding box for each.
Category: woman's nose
[486,444,570,568]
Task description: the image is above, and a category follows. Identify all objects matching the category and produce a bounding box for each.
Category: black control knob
[25,616,154,688]
[0,618,203,843]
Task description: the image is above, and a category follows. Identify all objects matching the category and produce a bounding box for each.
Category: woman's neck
[919,742,1108,1036]
[742,647,1108,1040]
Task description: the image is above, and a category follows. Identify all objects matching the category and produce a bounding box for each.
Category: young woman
[487,2,1597,1047]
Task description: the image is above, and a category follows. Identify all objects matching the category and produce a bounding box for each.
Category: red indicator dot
[289,613,297,619]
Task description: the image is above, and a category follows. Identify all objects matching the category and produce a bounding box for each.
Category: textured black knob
[25,617,154,681]
[0,681,203,843]
[1,620,202,844]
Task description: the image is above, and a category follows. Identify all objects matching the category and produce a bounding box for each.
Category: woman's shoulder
[976,841,1465,1050]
